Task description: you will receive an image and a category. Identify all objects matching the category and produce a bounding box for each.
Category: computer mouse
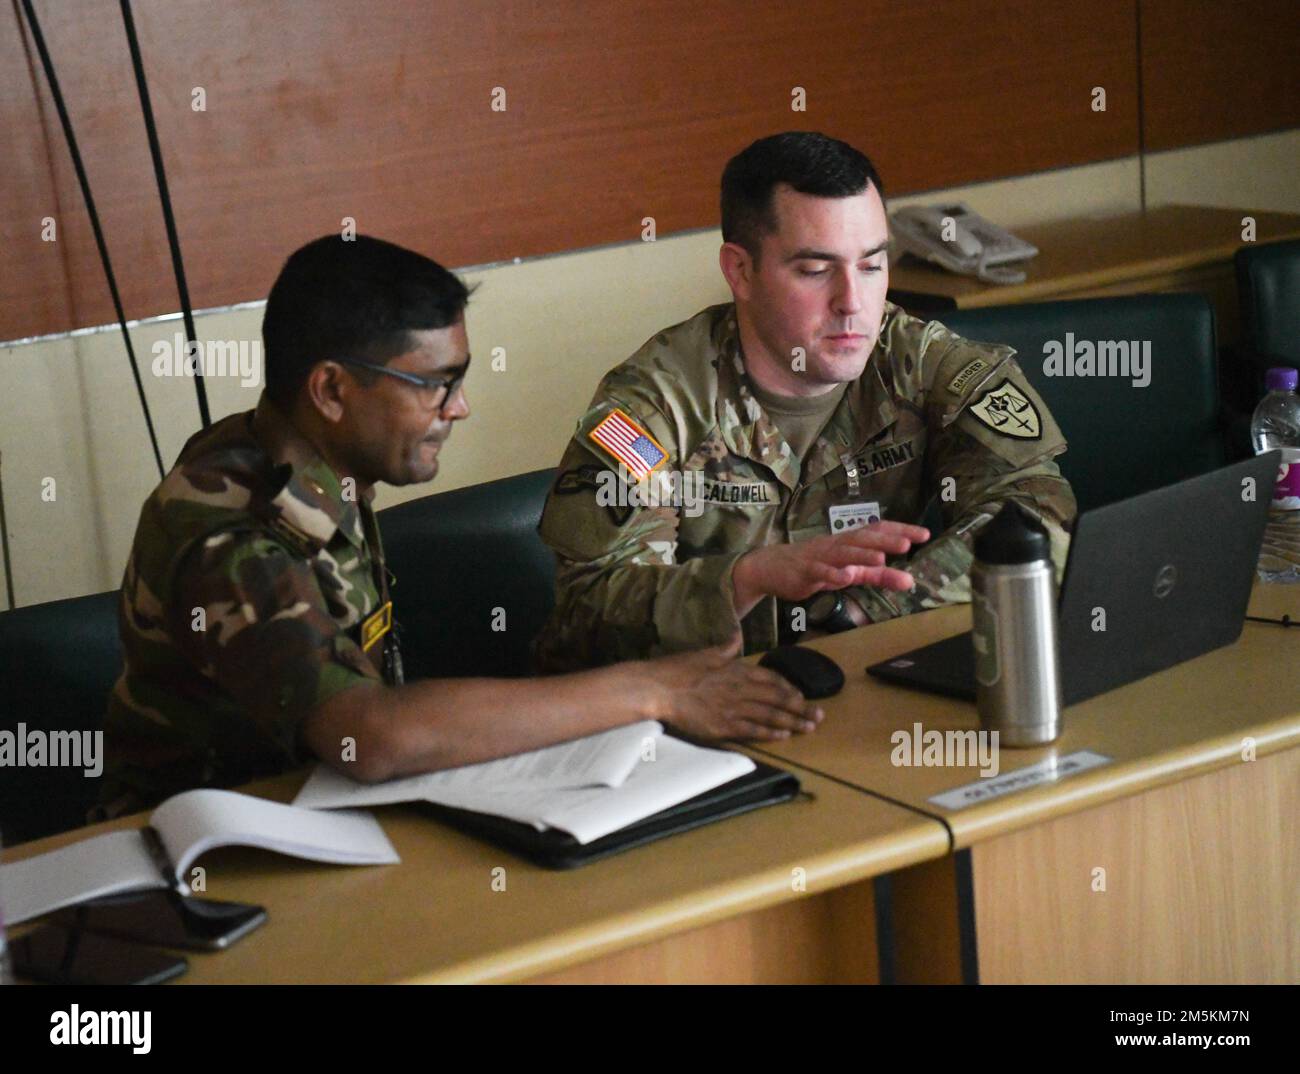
[758,645,845,699]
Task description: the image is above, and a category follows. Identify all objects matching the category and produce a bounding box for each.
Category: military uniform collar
[804,340,899,483]
[250,393,372,552]
[714,308,801,491]
[714,304,898,489]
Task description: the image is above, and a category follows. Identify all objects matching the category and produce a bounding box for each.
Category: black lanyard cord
[19,0,166,478]
[119,0,209,430]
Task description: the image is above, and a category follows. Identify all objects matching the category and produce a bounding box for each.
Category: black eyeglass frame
[335,355,469,411]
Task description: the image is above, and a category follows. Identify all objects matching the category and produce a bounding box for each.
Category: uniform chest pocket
[853,433,924,479]
[805,432,929,531]
[312,549,377,629]
[677,474,782,556]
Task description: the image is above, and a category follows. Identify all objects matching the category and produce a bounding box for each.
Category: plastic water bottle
[1251,367,1300,511]
[1251,367,1300,584]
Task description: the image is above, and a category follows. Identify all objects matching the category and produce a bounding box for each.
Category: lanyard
[358,503,404,685]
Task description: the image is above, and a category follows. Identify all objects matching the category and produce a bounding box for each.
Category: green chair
[940,294,1226,512]
[0,590,121,846]
[0,468,558,845]
[1235,238,1300,378]
[377,467,557,681]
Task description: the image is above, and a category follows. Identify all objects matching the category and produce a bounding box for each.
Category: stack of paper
[293,721,756,844]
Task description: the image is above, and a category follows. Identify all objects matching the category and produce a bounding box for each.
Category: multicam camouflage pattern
[535,302,1076,670]
[98,395,391,815]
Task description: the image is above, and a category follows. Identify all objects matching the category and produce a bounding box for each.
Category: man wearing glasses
[99,234,819,816]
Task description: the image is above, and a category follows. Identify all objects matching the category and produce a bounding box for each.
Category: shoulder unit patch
[968,379,1041,440]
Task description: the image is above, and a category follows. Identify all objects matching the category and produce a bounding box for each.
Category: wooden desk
[748,586,1300,984]
[888,205,1300,343]
[1249,577,1299,621]
[6,766,947,985]
[8,588,1292,985]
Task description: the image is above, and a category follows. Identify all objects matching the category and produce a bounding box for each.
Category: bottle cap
[975,501,1050,565]
[1265,367,1298,392]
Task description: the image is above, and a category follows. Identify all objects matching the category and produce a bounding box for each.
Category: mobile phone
[11,924,188,985]
[53,890,267,951]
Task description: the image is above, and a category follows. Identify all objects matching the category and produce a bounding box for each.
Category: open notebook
[295,721,800,867]
[1,789,399,926]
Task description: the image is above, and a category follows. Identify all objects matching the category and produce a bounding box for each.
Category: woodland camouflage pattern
[536,301,1076,670]
[99,395,391,815]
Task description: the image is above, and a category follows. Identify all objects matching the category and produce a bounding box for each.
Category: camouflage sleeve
[849,350,1077,623]
[534,397,744,672]
[171,529,381,760]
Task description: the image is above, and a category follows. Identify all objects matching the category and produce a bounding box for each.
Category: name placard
[927,750,1112,811]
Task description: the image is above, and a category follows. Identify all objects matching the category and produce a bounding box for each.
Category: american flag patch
[588,409,668,479]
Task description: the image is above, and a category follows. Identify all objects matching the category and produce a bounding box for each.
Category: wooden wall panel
[4,0,1139,342]
[1141,0,1300,152]
[1,12,76,339]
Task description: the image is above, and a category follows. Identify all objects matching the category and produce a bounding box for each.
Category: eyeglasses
[336,355,470,413]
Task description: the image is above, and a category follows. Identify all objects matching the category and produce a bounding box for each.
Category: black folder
[419,760,800,869]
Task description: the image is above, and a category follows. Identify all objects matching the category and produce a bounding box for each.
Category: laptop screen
[868,452,1279,706]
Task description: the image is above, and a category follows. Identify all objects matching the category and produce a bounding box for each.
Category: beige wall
[2,130,1297,609]
[1145,128,1300,213]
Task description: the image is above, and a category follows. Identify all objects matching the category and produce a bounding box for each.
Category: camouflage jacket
[535,302,1076,670]
[99,394,398,815]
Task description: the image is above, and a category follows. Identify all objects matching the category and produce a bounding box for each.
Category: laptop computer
[866,452,1279,706]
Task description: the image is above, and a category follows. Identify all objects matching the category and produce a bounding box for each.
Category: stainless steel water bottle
[970,501,1062,746]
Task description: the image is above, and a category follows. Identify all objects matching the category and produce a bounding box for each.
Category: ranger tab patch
[947,357,991,396]
[589,409,668,479]
[969,379,1041,440]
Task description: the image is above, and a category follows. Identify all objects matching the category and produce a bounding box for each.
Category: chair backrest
[0,590,121,846]
[941,294,1224,512]
[0,469,559,844]
[377,468,557,680]
[1235,238,1300,373]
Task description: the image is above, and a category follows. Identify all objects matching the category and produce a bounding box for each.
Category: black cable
[0,450,16,609]
[119,0,209,429]
[1245,613,1295,627]
[19,0,165,478]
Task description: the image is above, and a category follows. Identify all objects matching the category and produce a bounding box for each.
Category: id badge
[828,501,881,534]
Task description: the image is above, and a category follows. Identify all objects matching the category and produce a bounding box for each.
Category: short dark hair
[262,234,471,409]
[720,132,885,259]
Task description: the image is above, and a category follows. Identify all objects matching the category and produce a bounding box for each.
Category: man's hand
[647,636,823,743]
[731,521,930,618]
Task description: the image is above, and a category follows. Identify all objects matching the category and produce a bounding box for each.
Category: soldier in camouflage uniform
[101,235,824,815]
[535,133,1075,670]
[99,393,403,812]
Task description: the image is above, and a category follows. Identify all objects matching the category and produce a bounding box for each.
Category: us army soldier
[535,132,1075,670]
[100,236,823,816]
